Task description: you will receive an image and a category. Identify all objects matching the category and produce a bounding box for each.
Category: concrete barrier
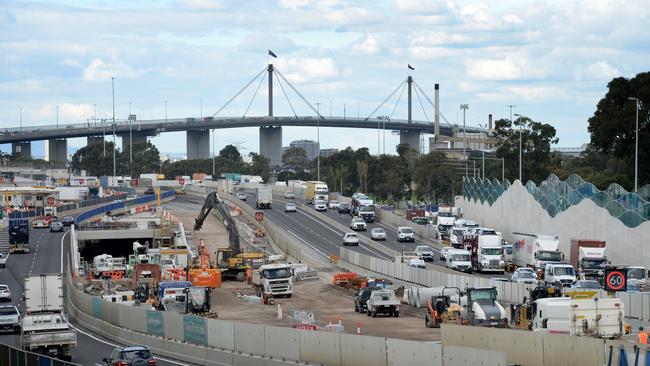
[442,345,507,366]
[386,338,443,366]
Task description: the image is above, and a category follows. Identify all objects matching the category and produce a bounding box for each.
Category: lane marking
[287,230,329,258]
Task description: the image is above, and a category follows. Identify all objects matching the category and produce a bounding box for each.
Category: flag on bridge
[268,49,277,58]
[408,64,414,70]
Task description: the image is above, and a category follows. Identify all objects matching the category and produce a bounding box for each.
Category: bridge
[2,64,487,166]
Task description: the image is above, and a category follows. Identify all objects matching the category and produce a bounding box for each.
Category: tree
[248,152,270,182]
[70,141,115,176]
[219,144,242,162]
[282,147,310,173]
[494,116,559,183]
[412,152,460,203]
[587,72,650,188]
[118,141,161,177]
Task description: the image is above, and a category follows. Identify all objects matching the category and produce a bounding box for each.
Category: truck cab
[544,263,576,287]
[473,229,504,273]
[578,247,609,281]
[436,214,455,240]
[626,266,649,291]
[258,263,294,298]
[357,204,376,222]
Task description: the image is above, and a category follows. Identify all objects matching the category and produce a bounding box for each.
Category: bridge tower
[260,63,283,169]
[12,142,31,159]
[399,76,420,152]
[47,138,67,162]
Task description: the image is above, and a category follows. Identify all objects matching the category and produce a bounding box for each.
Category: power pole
[507,105,519,181]
[315,102,321,181]
[111,77,116,178]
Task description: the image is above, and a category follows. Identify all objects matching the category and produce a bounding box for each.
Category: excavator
[194,191,265,281]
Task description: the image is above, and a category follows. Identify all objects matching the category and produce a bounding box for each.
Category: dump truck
[21,274,76,361]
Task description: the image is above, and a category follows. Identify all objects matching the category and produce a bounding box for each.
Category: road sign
[292,324,318,330]
[47,197,55,206]
[178,178,185,185]
[255,211,264,222]
[605,269,627,292]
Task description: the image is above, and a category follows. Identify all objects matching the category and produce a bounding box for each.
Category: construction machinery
[194,191,265,282]
[131,264,162,304]
[188,239,221,288]
[511,284,563,330]
[424,287,464,328]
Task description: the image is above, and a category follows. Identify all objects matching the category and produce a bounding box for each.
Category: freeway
[0,224,194,365]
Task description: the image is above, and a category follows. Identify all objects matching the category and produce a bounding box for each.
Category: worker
[639,326,648,344]
[246,267,253,285]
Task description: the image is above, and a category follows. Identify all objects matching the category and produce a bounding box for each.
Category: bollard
[357,322,361,335]
[277,304,282,319]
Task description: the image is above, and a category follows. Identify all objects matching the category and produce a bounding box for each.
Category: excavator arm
[194,191,240,255]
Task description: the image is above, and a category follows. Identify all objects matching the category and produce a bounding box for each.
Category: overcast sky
[1,0,648,157]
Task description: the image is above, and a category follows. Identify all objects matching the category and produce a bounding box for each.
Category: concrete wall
[456,181,650,268]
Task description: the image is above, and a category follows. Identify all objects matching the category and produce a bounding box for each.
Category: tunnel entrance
[79,237,152,263]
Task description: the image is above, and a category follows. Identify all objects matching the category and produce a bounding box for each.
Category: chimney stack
[434,84,440,138]
[488,114,493,130]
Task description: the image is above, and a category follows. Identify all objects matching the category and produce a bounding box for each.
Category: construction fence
[0,343,77,366]
[7,193,127,219]
[75,191,175,222]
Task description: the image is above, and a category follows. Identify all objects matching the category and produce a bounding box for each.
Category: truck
[32,215,55,228]
[21,274,77,360]
[55,186,89,201]
[355,202,376,222]
[9,219,30,253]
[626,266,649,291]
[435,213,455,240]
[366,289,400,317]
[257,263,294,300]
[466,228,504,273]
[93,254,127,278]
[543,263,576,287]
[511,232,563,275]
[532,296,625,338]
[0,304,21,334]
[569,240,608,282]
[255,187,272,209]
[305,181,329,204]
[464,286,508,327]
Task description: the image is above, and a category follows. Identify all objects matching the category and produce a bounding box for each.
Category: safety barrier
[75,191,175,223]
[8,193,127,219]
[0,342,77,366]
[339,247,534,304]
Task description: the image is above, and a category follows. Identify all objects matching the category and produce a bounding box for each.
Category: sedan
[328,200,339,209]
[0,285,11,302]
[61,216,75,226]
[284,191,295,199]
[50,222,64,232]
[337,202,351,214]
[104,345,156,366]
[511,268,538,284]
[350,217,367,231]
[370,228,386,241]
[236,192,247,201]
[285,203,297,212]
[439,246,453,261]
[343,233,360,246]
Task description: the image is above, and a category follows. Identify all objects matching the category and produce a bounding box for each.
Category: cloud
[181,0,224,11]
[31,103,95,122]
[278,0,311,10]
[584,61,620,80]
[277,57,339,83]
[352,35,382,55]
[506,86,568,102]
[82,58,149,82]
[394,0,450,14]
[238,32,297,53]
[464,54,545,81]
[59,58,81,68]
[0,79,47,93]
[409,46,462,60]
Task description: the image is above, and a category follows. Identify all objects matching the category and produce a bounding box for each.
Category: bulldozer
[425,287,465,328]
[194,191,265,282]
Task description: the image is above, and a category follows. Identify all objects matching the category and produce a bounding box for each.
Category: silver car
[370,228,386,240]
[285,203,297,212]
[0,285,11,302]
[50,222,64,232]
[511,268,538,284]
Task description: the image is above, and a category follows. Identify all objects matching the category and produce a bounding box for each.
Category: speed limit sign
[605,269,627,292]
[47,197,55,206]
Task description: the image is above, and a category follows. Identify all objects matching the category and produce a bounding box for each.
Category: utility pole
[507,105,518,181]
[129,102,132,178]
[628,97,640,192]
[111,77,116,178]
[343,103,346,120]
[460,104,469,160]
[482,150,485,179]
[315,102,321,181]
[56,105,59,128]
[19,107,22,132]
[515,112,524,183]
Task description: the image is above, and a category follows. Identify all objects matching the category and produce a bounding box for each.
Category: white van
[544,263,576,287]
[446,249,472,273]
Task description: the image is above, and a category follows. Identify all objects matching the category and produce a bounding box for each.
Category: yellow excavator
[194,191,265,281]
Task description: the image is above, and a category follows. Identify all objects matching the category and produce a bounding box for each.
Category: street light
[514,113,524,183]
[628,97,641,192]
[314,102,321,181]
[111,77,116,178]
[460,104,469,160]
[129,102,132,178]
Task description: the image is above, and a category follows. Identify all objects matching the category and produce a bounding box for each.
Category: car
[370,228,386,240]
[408,258,426,269]
[439,246,453,261]
[396,226,414,242]
[61,216,75,226]
[236,192,247,201]
[414,245,435,262]
[343,232,360,246]
[327,200,339,209]
[314,200,327,211]
[511,268,538,284]
[144,187,155,195]
[103,345,156,366]
[0,304,20,333]
[337,202,351,214]
[572,280,602,290]
[0,285,11,302]
[350,217,367,231]
[354,286,382,313]
[285,203,297,212]
[283,191,295,199]
[50,222,64,232]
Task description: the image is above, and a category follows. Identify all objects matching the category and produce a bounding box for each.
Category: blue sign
[183,315,207,345]
[92,297,102,318]
[147,310,164,337]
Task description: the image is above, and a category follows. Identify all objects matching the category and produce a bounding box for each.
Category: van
[446,249,472,273]
[544,263,576,287]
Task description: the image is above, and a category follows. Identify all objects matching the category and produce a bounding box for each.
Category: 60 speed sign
[605,269,627,292]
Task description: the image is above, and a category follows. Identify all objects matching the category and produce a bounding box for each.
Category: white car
[314,200,327,212]
[0,285,11,302]
[350,217,367,231]
[370,228,386,240]
[236,192,247,201]
[328,200,339,209]
[408,258,426,269]
[343,233,360,246]
[284,191,295,199]
[285,203,297,212]
[439,246,453,261]
[396,226,415,242]
[414,245,435,262]
[511,268,538,284]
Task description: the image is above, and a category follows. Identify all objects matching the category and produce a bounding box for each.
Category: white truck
[626,266,648,291]
[366,289,400,318]
[511,232,563,274]
[468,228,504,273]
[435,214,455,239]
[258,263,294,298]
[22,274,77,361]
[255,187,272,209]
[532,297,625,338]
[93,254,127,278]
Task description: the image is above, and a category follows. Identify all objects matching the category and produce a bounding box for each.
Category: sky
[1,0,649,158]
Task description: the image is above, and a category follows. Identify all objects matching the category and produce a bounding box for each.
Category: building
[552,144,587,158]
[319,148,339,157]
[289,140,320,161]
[0,186,59,209]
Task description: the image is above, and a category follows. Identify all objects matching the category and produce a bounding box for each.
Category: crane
[194,191,264,281]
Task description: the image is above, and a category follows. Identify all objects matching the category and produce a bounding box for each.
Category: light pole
[514,113,524,182]
[111,77,116,178]
[129,102,132,178]
[460,104,469,159]
[19,107,22,132]
[165,100,168,123]
[56,105,59,128]
[628,97,641,192]
[315,102,321,181]
[200,99,203,119]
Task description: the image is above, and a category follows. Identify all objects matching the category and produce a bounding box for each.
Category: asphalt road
[0,223,194,366]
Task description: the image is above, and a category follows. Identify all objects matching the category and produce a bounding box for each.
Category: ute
[366,289,400,318]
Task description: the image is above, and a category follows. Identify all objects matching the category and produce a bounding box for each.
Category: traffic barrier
[332,272,357,285]
[0,343,78,366]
